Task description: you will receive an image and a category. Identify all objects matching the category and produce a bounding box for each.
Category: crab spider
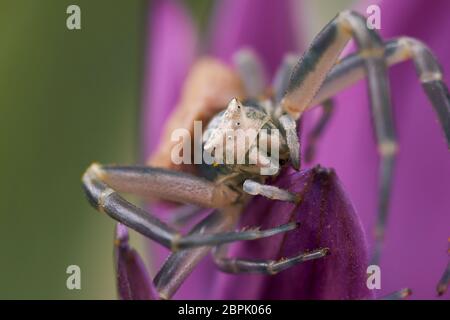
[83,11,450,299]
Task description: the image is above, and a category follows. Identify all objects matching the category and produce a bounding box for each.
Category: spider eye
[236,122,240,126]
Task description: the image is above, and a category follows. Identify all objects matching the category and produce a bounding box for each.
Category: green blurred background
[0,0,145,299]
[0,0,353,299]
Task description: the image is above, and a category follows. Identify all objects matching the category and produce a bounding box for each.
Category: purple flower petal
[142,0,198,160]
[214,166,374,300]
[114,223,158,300]
[302,0,450,298]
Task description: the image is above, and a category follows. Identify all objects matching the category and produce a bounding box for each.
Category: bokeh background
[0,0,374,299]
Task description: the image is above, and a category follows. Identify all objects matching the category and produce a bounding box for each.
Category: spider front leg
[212,244,329,275]
[279,113,301,170]
[82,163,297,251]
[280,10,398,264]
[302,37,450,161]
[273,53,333,165]
[284,37,450,163]
[304,99,334,163]
[305,37,450,263]
[272,55,303,170]
[233,48,267,99]
[311,37,450,146]
[273,54,299,105]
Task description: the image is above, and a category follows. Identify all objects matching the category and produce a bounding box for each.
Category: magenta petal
[114,223,158,300]
[215,167,373,299]
[302,0,450,298]
[209,0,301,77]
[142,0,198,160]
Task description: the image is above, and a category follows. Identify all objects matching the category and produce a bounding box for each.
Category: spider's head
[203,98,248,153]
[203,97,278,173]
[224,97,245,127]
[203,98,249,161]
[225,97,241,116]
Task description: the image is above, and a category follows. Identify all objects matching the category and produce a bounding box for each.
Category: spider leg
[243,179,299,202]
[281,10,393,123]
[311,37,450,146]
[233,48,267,99]
[82,163,297,251]
[305,37,450,261]
[154,208,239,300]
[273,54,334,167]
[272,55,302,170]
[281,11,397,264]
[86,163,239,208]
[279,113,301,170]
[273,54,299,105]
[304,99,334,163]
[294,34,450,263]
[212,244,329,274]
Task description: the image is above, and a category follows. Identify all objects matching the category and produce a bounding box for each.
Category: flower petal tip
[215,166,373,300]
[115,223,129,246]
[114,223,158,300]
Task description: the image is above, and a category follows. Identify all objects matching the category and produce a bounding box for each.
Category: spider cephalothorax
[201,97,291,185]
[82,11,450,299]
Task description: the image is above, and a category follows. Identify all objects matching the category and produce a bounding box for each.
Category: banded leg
[299,36,449,262]
[273,54,299,105]
[279,113,301,170]
[311,37,450,147]
[243,179,299,203]
[82,163,297,251]
[154,207,239,300]
[306,36,450,263]
[233,48,267,99]
[272,55,302,170]
[213,245,329,274]
[281,11,397,264]
[304,99,334,163]
[89,163,239,208]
